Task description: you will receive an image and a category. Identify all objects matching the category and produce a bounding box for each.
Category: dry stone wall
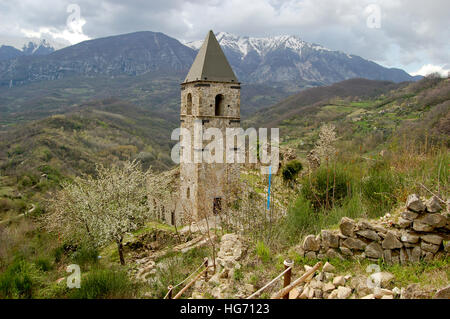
[299,195,449,264]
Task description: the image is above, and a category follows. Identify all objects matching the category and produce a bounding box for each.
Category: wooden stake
[167,285,173,299]
[204,257,209,282]
[271,261,322,299]
[173,267,210,299]
[283,259,294,299]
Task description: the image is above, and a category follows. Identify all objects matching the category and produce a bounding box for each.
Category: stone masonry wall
[299,195,449,264]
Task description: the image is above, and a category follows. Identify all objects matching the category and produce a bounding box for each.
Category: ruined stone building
[178,30,241,223]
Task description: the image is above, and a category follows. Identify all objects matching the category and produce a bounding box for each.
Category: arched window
[215,94,224,116]
[186,187,190,199]
[186,93,192,115]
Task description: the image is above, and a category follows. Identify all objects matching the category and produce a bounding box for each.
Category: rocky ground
[125,194,449,299]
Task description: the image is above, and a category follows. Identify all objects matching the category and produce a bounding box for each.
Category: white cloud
[0,0,448,72]
[411,64,450,77]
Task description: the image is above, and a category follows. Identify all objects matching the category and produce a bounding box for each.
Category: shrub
[282,197,317,243]
[360,164,402,215]
[281,160,303,182]
[71,244,99,267]
[0,259,38,298]
[34,257,53,272]
[301,165,352,210]
[70,268,135,299]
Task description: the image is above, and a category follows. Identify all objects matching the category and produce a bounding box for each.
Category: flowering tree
[311,124,337,165]
[46,160,150,265]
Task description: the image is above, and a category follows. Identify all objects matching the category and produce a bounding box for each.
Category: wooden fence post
[204,257,209,282]
[283,259,294,299]
[167,285,173,299]
[271,261,322,299]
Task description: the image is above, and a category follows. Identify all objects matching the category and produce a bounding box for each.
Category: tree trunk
[117,238,125,265]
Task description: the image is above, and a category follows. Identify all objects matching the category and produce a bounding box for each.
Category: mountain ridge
[0,30,420,90]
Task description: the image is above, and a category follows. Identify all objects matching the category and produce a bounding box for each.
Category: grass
[255,241,272,263]
[148,246,210,298]
[70,267,137,299]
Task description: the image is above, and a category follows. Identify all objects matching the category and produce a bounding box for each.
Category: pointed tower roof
[184,30,238,83]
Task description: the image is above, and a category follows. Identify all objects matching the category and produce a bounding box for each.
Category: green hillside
[246,76,450,156]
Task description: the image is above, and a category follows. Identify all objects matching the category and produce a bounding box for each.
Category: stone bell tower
[179,30,241,223]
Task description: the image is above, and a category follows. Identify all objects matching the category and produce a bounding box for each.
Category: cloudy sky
[0,0,448,76]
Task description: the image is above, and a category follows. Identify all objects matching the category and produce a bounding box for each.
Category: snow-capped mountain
[187,32,332,59]
[0,37,67,61]
[186,32,417,87]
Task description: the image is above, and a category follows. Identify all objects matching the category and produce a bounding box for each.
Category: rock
[357,229,381,242]
[217,233,245,269]
[309,280,323,290]
[401,284,431,299]
[400,232,420,244]
[422,251,434,261]
[323,282,335,293]
[381,294,394,299]
[365,242,383,259]
[413,220,434,232]
[401,211,419,221]
[305,251,317,259]
[327,289,338,299]
[316,271,325,282]
[406,194,426,212]
[314,289,323,299]
[317,253,326,260]
[299,286,310,299]
[400,248,409,265]
[303,235,321,252]
[293,245,305,257]
[321,230,340,249]
[410,246,421,263]
[421,234,443,245]
[322,262,336,273]
[361,294,375,299]
[445,242,450,253]
[415,213,447,228]
[421,241,440,254]
[333,276,346,286]
[426,196,442,213]
[324,272,334,281]
[325,248,343,260]
[340,217,357,237]
[392,254,400,264]
[342,238,367,250]
[433,285,450,299]
[383,249,392,264]
[397,217,412,228]
[304,265,316,281]
[339,246,353,256]
[370,272,394,288]
[289,287,301,299]
[374,288,394,299]
[392,287,401,296]
[382,231,403,249]
[337,286,352,299]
